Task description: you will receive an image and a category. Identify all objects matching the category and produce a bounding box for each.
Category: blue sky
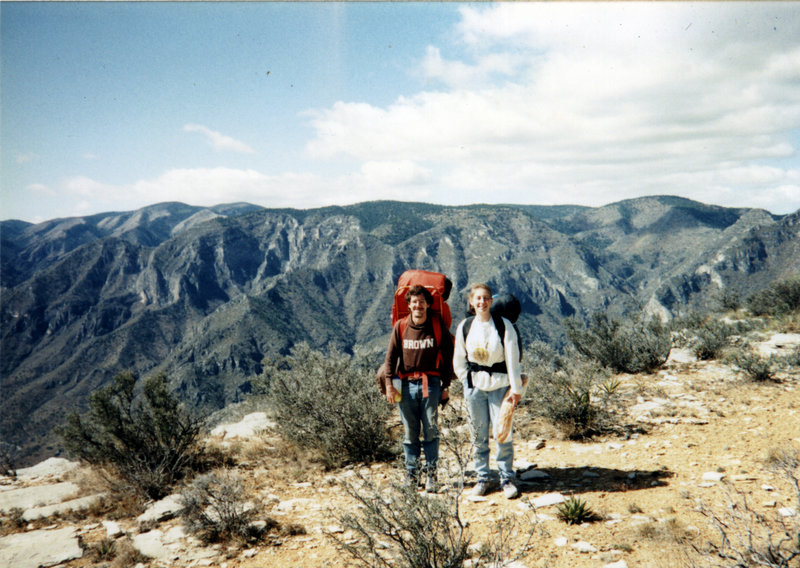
[2,2,799,223]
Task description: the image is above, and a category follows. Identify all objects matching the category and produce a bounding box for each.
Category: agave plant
[556,496,596,525]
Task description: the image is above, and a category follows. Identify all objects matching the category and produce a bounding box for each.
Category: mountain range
[2,196,798,465]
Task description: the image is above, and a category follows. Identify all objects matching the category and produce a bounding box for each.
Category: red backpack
[377,270,453,395]
[391,269,452,329]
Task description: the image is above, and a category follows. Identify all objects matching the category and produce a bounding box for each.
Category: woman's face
[470,288,493,316]
[408,293,430,323]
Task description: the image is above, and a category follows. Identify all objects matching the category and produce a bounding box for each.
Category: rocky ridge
[2,197,798,466]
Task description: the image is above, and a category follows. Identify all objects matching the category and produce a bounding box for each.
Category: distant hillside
[1,197,797,465]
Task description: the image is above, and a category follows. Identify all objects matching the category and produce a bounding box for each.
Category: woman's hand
[508,392,522,407]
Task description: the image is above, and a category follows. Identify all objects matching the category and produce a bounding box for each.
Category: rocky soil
[2,334,799,568]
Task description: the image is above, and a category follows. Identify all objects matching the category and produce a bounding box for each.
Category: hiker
[383,285,454,491]
[453,283,523,499]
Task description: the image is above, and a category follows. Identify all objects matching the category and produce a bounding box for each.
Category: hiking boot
[425,475,438,493]
[471,481,488,496]
[405,472,419,489]
[501,480,519,499]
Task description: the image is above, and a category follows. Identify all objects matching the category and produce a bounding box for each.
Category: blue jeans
[465,384,515,483]
[397,376,441,477]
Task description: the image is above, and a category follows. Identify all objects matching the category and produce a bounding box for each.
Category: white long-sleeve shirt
[453,315,523,394]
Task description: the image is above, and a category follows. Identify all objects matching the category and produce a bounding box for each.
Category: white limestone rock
[210,412,275,439]
[0,526,82,568]
[0,481,80,513]
[137,494,184,524]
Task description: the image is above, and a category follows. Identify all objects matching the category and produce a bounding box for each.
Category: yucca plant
[556,496,596,525]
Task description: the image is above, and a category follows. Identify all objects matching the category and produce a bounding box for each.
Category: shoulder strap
[462,316,475,342]
[491,313,506,346]
[399,315,410,338]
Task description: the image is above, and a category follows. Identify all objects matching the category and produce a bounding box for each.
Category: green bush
[747,278,800,316]
[180,471,262,544]
[566,313,672,374]
[716,289,742,312]
[526,344,621,438]
[255,343,394,468]
[57,371,205,500]
[693,319,735,360]
[730,350,778,382]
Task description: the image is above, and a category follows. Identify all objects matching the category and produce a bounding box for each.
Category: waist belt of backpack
[397,371,440,398]
[465,361,507,389]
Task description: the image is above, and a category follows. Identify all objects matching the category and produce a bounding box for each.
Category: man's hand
[386,384,401,403]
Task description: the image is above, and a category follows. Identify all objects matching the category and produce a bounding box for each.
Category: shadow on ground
[517,465,674,494]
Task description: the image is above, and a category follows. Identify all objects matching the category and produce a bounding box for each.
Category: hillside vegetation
[1,197,798,467]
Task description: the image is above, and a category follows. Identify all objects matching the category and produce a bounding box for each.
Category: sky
[1,2,799,224]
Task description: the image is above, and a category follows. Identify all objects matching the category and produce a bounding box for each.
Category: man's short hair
[405,285,433,305]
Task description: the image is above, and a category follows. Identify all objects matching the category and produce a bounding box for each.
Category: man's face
[409,294,430,322]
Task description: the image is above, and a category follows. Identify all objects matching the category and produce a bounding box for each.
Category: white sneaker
[471,481,488,496]
[501,480,519,499]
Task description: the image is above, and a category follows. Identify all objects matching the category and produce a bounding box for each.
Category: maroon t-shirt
[384,310,453,389]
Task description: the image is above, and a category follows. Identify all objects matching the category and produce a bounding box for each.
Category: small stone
[762,485,775,492]
[554,536,568,547]
[604,561,629,568]
[778,508,796,518]
[466,495,488,503]
[702,472,725,482]
[136,494,184,524]
[520,469,549,481]
[572,541,597,553]
[103,520,124,538]
[532,493,565,508]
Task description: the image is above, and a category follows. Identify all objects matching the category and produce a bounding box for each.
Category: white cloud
[359,160,432,187]
[421,46,520,89]
[303,3,800,214]
[183,123,256,154]
[25,183,54,195]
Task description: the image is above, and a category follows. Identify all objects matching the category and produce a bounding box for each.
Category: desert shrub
[255,343,394,468]
[0,442,16,478]
[693,319,735,360]
[334,474,471,568]
[716,289,743,312]
[747,278,800,316]
[89,538,117,562]
[730,350,779,382]
[693,455,799,568]
[566,312,672,374]
[180,471,262,544]
[526,343,622,438]
[108,538,149,568]
[57,371,205,500]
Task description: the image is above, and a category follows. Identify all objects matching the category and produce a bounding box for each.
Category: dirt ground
[230,351,800,568]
